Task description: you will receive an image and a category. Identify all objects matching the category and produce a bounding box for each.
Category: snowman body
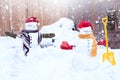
[73,25,98,71]
[75,27,93,56]
[29,32,39,47]
[76,38,93,56]
[24,22,39,47]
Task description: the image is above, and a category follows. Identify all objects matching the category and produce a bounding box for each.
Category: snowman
[21,17,42,56]
[72,21,99,70]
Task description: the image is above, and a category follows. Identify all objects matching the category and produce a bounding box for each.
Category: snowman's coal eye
[28,25,31,27]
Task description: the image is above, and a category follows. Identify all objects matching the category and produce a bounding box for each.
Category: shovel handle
[102,17,109,52]
[102,18,108,26]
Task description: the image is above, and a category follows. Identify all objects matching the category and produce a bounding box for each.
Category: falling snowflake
[107,0,111,2]
[5,5,8,9]
[98,0,104,2]
[78,5,82,8]
[72,8,75,11]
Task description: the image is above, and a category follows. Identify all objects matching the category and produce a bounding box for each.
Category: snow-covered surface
[0,18,120,80]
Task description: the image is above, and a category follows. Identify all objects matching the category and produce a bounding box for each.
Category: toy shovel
[102,17,116,66]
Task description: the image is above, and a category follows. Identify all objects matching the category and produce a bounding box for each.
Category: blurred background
[0,0,119,36]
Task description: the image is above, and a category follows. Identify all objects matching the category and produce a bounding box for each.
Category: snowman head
[77,21,93,34]
[24,17,39,31]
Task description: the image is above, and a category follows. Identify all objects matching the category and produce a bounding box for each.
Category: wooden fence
[0,0,119,36]
[0,0,68,35]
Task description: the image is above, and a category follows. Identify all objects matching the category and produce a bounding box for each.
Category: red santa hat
[25,17,39,23]
[77,20,94,30]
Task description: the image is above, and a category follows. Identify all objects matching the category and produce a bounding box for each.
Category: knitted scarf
[21,30,42,56]
[78,34,97,57]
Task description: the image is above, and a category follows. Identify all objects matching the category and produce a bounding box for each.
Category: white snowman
[21,17,42,56]
[72,21,98,71]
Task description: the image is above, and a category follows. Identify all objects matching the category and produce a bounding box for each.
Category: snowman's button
[87,45,90,47]
[88,49,90,51]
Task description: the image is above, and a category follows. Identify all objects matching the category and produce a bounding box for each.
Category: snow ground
[0,18,120,80]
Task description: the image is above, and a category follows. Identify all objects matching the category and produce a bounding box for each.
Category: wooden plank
[0,0,10,35]
[42,0,68,25]
[10,0,26,34]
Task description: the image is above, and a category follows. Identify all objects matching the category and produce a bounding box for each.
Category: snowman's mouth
[84,30,90,33]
